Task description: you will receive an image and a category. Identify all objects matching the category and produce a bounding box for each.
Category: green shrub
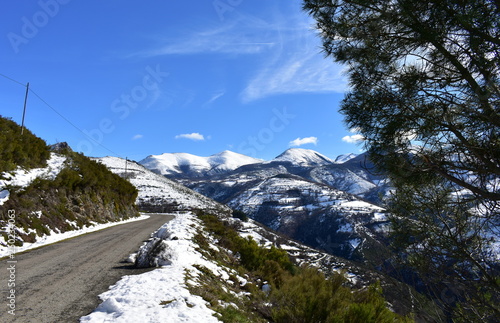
[0,116,49,172]
[270,269,411,323]
[232,209,248,222]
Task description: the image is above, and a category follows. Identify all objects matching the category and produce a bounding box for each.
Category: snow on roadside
[0,214,150,258]
[0,153,67,206]
[80,212,221,323]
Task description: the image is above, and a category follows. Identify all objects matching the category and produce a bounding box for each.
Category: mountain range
[138,148,392,263]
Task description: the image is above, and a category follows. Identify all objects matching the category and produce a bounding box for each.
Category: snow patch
[0,153,66,206]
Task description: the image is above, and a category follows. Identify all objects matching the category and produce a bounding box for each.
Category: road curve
[0,213,174,323]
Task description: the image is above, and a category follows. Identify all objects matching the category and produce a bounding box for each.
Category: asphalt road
[0,213,175,323]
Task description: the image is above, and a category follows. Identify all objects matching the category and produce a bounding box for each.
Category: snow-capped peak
[208,150,263,170]
[272,148,334,166]
[139,151,263,177]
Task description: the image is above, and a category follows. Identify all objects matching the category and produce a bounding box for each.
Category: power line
[0,72,123,158]
[0,72,26,87]
[28,89,122,157]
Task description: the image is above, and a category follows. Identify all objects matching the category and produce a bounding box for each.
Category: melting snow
[80,212,221,323]
[0,153,66,206]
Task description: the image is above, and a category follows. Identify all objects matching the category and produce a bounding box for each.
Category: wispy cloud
[342,134,364,144]
[242,52,347,103]
[289,136,318,147]
[134,23,276,57]
[132,134,143,140]
[175,133,205,141]
[203,91,225,107]
[133,3,347,103]
[240,11,348,102]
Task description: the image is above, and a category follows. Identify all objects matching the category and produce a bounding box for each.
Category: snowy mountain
[94,157,230,214]
[182,169,389,261]
[99,154,387,260]
[271,148,335,166]
[139,151,263,178]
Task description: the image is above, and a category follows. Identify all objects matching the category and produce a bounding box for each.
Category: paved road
[0,213,174,323]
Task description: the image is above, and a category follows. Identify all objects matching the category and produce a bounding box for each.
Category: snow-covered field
[81,212,221,323]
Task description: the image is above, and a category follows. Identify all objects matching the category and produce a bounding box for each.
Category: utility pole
[21,82,29,135]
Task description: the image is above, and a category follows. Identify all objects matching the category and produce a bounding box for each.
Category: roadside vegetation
[190,212,413,323]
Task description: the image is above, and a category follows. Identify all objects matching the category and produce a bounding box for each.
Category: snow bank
[80,213,221,323]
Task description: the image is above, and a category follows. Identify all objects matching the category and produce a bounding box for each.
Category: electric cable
[0,72,123,158]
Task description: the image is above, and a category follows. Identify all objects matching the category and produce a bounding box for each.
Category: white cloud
[289,136,318,147]
[175,133,205,141]
[132,134,143,140]
[342,134,365,144]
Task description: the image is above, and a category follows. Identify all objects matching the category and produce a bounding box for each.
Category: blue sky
[1,0,364,161]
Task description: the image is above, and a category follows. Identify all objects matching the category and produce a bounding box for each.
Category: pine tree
[303,0,499,320]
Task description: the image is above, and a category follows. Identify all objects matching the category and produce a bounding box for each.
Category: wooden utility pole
[21,82,29,135]
[125,157,128,179]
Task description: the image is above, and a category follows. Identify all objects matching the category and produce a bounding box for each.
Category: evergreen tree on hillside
[303,0,499,320]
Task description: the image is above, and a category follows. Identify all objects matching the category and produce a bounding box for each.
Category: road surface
[0,213,174,322]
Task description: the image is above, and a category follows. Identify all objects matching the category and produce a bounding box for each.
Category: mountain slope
[82,211,436,322]
[0,117,139,247]
[94,156,230,214]
[334,153,358,163]
[225,174,388,261]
